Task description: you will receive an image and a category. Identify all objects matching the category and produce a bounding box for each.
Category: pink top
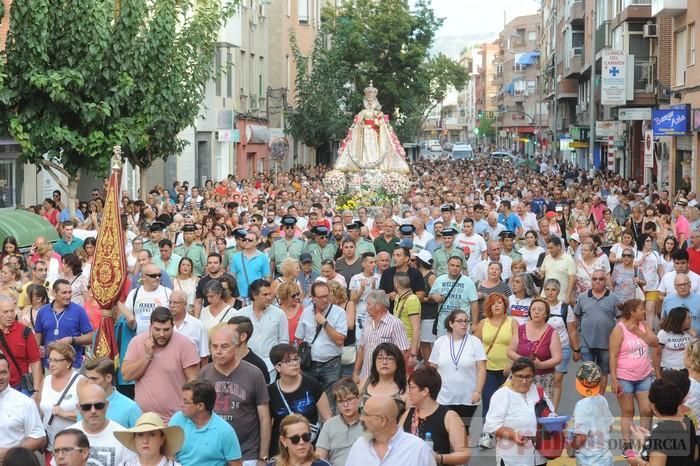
[675,215,690,241]
[517,324,554,375]
[616,321,652,381]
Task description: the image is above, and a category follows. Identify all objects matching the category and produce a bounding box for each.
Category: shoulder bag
[0,327,35,395]
[432,277,461,336]
[276,380,321,441]
[298,307,331,370]
[534,386,566,459]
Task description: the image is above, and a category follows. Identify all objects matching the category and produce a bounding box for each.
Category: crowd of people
[1,154,700,466]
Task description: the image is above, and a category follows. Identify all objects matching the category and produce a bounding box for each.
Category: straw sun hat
[114,412,184,457]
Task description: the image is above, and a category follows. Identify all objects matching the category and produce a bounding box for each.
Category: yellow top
[395,293,421,341]
[482,316,514,371]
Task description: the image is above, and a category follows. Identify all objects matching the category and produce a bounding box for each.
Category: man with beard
[346,396,435,465]
[122,307,200,422]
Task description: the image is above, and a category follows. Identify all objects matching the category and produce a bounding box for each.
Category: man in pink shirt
[673,204,691,247]
[590,195,606,226]
[122,306,199,422]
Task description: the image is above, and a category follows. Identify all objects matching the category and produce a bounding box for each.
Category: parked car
[489,150,512,161]
[429,142,443,153]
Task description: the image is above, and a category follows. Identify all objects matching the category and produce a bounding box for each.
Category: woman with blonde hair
[269,414,330,466]
[272,258,302,301]
[278,281,304,345]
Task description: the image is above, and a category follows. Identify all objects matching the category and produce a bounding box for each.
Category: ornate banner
[89,147,126,361]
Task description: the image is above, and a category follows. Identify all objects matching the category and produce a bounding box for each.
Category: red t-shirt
[0,321,41,387]
[689,248,700,276]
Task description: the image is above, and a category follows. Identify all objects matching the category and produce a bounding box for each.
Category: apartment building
[494,15,547,155]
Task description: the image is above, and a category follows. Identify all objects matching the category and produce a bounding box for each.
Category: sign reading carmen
[652,108,689,136]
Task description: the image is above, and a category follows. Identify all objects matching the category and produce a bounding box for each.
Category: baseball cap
[575,361,603,397]
[299,253,313,263]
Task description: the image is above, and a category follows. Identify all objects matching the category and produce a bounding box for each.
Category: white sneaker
[479,432,494,449]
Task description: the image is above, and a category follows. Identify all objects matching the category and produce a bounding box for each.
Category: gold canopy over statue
[334,82,410,174]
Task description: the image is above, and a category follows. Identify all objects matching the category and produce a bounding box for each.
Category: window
[689,23,696,66]
[528,30,537,42]
[0,161,16,209]
[298,0,308,23]
[676,28,687,86]
[527,80,537,95]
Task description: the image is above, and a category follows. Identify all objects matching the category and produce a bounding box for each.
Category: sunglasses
[286,432,312,444]
[291,293,300,298]
[622,254,634,258]
[145,273,162,278]
[242,238,255,242]
[80,402,106,411]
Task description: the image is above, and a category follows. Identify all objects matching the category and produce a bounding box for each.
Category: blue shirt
[35,302,93,367]
[498,212,522,233]
[662,293,700,333]
[59,208,84,223]
[115,316,136,386]
[53,237,84,257]
[78,388,142,427]
[229,251,271,298]
[169,411,241,466]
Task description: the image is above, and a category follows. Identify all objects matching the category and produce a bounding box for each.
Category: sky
[427,0,541,37]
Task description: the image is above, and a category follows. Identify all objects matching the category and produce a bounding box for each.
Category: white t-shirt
[686,378,700,424]
[455,233,487,274]
[199,304,236,331]
[519,246,545,273]
[658,270,700,296]
[348,272,381,343]
[125,286,172,334]
[0,387,45,448]
[174,313,210,358]
[429,334,486,405]
[55,420,137,466]
[547,302,575,347]
[637,251,661,291]
[508,296,532,326]
[658,330,693,370]
[572,395,614,463]
[40,372,85,449]
[473,255,513,282]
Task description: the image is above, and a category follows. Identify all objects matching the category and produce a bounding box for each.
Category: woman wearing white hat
[114,412,184,466]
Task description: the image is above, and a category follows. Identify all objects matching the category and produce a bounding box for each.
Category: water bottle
[425,432,434,450]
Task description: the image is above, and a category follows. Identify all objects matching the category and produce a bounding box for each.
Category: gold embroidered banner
[90,167,127,308]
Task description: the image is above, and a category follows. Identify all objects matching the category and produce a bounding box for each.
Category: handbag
[0,327,35,396]
[276,380,321,441]
[432,277,461,336]
[299,307,331,370]
[534,386,566,459]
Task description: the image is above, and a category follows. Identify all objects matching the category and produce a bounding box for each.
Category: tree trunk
[40,160,81,220]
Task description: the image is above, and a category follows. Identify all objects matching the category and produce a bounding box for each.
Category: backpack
[548,303,569,325]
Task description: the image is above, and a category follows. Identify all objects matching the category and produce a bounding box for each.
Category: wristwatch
[573,348,581,353]
[259,456,269,462]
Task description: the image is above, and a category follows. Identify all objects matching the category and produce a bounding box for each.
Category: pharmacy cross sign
[609,67,620,77]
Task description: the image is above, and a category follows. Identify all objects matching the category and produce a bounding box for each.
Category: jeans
[482,369,508,421]
[304,356,342,410]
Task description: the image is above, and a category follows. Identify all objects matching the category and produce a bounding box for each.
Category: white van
[451,144,473,160]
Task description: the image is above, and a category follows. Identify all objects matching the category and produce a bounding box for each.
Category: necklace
[449,334,468,370]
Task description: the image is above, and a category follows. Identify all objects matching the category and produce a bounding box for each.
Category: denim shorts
[580,347,610,375]
[556,345,572,373]
[619,374,654,394]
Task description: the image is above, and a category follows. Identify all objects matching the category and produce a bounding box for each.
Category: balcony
[595,21,611,53]
[633,56,656,93]
[651,0,687,16]
[566,0,585,26]
[564,47,584,78]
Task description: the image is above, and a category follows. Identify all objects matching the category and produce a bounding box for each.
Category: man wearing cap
[269,215,305,277]
[347,221,375,259]
[142,221,166,258]
[174,224,208,277]
[439,204,459,230]
[304,226,337,274]
[569,362,614,464]
[499,231,522,262]
[297,253,320,308]
[373,218,399,255]
[432,228,466,277]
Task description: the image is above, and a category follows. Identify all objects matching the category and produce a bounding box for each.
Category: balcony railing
[633,56,656,92]
[566,0,585,24]
[625,0,651,5]
[595,21,611,53]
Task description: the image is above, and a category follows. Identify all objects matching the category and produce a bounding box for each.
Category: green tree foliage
[0,0,234,213]
[287,0,468,150]
[478,117,496,140]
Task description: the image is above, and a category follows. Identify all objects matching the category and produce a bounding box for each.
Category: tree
[478,117,496,141]
[0,0,235,215]
[287,0,468,150]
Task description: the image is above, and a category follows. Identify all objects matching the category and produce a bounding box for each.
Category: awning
[516,126,536,133]
[516,51,540,66]
[570,141,590,148]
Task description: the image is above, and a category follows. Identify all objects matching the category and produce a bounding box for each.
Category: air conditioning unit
[571,47,583,57]
[643,24,658,38]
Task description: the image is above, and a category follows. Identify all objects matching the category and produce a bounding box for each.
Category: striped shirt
[358,312,410,379]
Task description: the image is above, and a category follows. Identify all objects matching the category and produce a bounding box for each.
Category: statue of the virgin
[334,82,410,174]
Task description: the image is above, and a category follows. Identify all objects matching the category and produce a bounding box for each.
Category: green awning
[0,210,59,251]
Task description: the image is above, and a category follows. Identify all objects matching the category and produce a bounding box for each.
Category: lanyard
[53,309,68,336]
[449,334,468,370]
